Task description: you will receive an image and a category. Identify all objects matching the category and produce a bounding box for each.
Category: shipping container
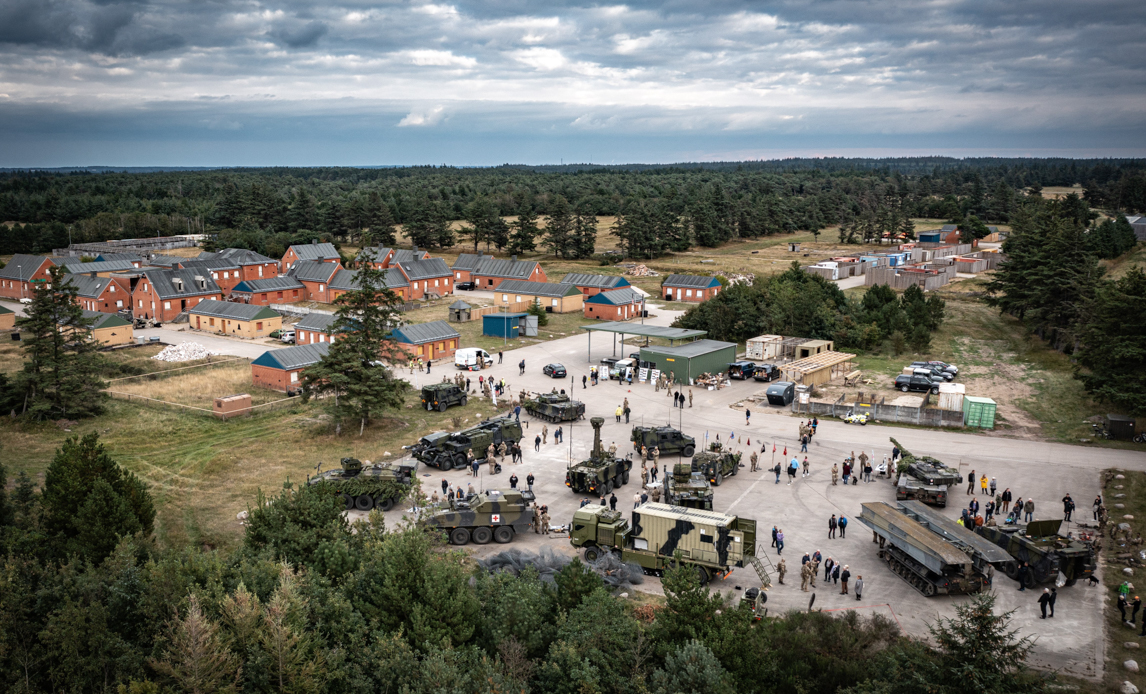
[963,396,997,428]
[631,503,753,567]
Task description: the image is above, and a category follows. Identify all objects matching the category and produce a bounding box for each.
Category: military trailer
[423,488,536,545]
[406,416,523,471]
[566,416,633,495]
[570,502,758,585]
[858,502,989,597]
[307,457,417,512]
[421,383,467,412]
[895,474,948,507]
[664,462,714,510]
[738,587,768,621]
[523,392,586,422]
[693,442,741,486]
[976,519,1096,586]
[631,426,696,458]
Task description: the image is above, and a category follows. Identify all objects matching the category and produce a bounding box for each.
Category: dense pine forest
[2,158,1146,257]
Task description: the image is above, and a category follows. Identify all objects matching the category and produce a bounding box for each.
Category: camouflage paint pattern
[522,392,586,422]
[407,416,523,470]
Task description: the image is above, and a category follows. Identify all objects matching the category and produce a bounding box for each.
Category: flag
[772,443,776,452]
[783,446,787,456]
[747,438,751,445]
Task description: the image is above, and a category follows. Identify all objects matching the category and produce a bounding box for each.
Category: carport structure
[580,321,706,362]
[779,350,858,386]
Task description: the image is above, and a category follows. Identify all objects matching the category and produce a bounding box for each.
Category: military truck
[976,519,1096,586]
[693,442,741,486]
[307,457,417,512]
[406,416,523,471]
[566,416,633,495]
[895,474,948,507]
[859,501,993,597]
[664,462,714,510]
[523,392,586,422]
[570,502,759,585]
[421,383,467,412]
[631,426,696,459]
[423,488,536,545]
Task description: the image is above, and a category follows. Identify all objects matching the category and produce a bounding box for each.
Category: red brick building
[288,260,342,303]
[132,269,223,321]
[562,272,631,297]
[64,274,132,313]
[204,249,281,281]
[390,320,460,362]
[583,287,644,320]
[358,246,430,270]
[661,274,721,303]
[294,312,338,345]
[394,258,453,300]
[251,343,329,394]
[230,277,306,305]
[179,259,244,295]
[471,256,547,290]
[0,254,57,301]
[281,241,341,273]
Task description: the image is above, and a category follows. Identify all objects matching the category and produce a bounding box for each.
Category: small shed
[918,231,943,244]
[87,312,134,346]
[746,335,782,360]
[788,243,801,252]
[448,299,472,322]
[1105,414,1136,441]
[936,382,966,411]
[639,340,737,384]
[482,312,528,339]
[0,305,14,331]
[214,394,252,420]
[963,396,997,429]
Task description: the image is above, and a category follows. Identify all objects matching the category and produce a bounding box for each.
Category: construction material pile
[724,273,755,286]
[152,342,218,362]
[478,547,646,590]
[624,264,658,277]
[693,371,731,390]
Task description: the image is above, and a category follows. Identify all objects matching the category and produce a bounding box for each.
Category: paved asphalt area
[358,303,1146,680]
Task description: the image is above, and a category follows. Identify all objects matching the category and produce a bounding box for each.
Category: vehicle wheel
[682,445,695,457]
[604,479,613,494]
[621,470,630,484]
[439,402,448,412]
[1064,576,1078,587]
[461,395,468,407]
[355,494,374,511]
[439,456,453,472]
[923,582,937,597]
[1003,561,1018,579]
[494,526,514,544]
[758,591,768,604]
[584,545,603,562]
[378,497,395,512]
[901,385,909,392]
[714,472,723,486]
[1022,572,1036,589]
[340,494,354,510]
[472,527,493,544]
[931,387,939,394]
[695,565,709,585]
[449,528,471,545]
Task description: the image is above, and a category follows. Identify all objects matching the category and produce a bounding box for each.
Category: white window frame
[164,301,171,310]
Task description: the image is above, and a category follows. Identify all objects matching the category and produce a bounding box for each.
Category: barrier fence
[792,395,965,428]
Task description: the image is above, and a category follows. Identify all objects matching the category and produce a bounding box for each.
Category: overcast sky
[2,0,1145,166]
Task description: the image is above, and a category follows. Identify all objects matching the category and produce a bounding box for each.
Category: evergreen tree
[1076,268,1146,415]
[507,208,540,255]
[149,595,242,694]
[543,196,574,258]
[571,212,598,259]
[364,191,397,246]
[651,640,732,694]
[15,265,107,420]
[300,259,407,435]
[927,593,1034,693]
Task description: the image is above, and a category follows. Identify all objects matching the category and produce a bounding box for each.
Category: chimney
[89,272,97,277]
[412,244,419,255]
[311,239,317,245]
[511,254,517,262]
[478,250,483,258]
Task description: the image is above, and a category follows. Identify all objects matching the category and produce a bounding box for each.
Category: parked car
[913,360,957,376]
[752,364,782,383]
[543,363,567,378]
[727,361,757,380]
[895,375,940,394]
[279,328,296,344]
[457,281,476,290]
[910,364,954,381]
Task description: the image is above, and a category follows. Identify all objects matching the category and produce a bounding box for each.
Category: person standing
[1024,499,1035,523]
[1038,588,1051,619]
[776,529,784,555]
[615,405,622,423]
[824,557,835,582]
[746,407,751,425]
[803,457,811,478]
[828,514,838,539]
[774,462,782,484]
[966,469,975,495]
[989,477,998,496]
[1017,562,1030,592]
[1049,587,1057,618]
[831,463,839,486]
[689,389,694,408]
[771,525,779,548]
[750,451,759,472]
[441,479,449,496]
[832,562,840,584]
[840,566,851,595]
[471,457,480,477]
[1094,495,1104,520]
[800,561,811,592]
[509,473,518,489]
[1002,487,1013,511]
[1062,494,1075,522]
[838,515,848,538]
[633,491,641,509]
[1133,595,1142,625]
[812,417,818,435]
[582,374,587,389]
[534,434,541,452]
[519,359,526,375]
[980,474,989,495]
[891,443,900,463]
[609,493,617,511]
[777,558,787,585]
[854,575,863,601]
[624,405,631,423]
[540,508,550,535]
[800,434,809,453]
[527,473,534,491]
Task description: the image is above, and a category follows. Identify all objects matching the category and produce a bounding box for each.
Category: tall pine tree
[507,208,540,255]
[543,196,574,258]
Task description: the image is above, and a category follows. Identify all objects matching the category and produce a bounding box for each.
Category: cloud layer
[1,0,1145,165]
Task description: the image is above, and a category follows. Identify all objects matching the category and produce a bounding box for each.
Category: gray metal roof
[358,246,392,264]
[94,252,143,264]
[215,248,278,265]
[232,277,305,293]
[382,268,409,288]
[581,322,707,340]
[289,242,340,262]
[640,339,736,358]
[180,258,241,272]
[495,279,580,298]
[449,299,471,309]
[147,255,189,268]
[390,249,429,265]
[562,273,629,289]
[392,320,460,344]
[253,342,329,370]
[0,255,55,281]
[61,273,112,299]
[396,258,452,281]
[296,312,337,332]
[289,260,341,283]
[940,225,958,232]
[143,269,222,299]
[60,259,140,274]
[452,252,491,272]
[329,268,361,291]
[75,309,131,330]
[586,287,643,305]
[189,299,281,321]
[474,257,538,280]
[663,274,719,288]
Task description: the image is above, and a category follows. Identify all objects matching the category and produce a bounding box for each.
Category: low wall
[791,397,965,428]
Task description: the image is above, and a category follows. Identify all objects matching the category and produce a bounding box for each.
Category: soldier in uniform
[800,561,811,591]
[486,444,496,472]
[750,451,759,472]
[540,508,550,535]
[809,559,819,587]
[430,490,440,504]
[542,425,548,445]
[498,441,508,463]
[608,442,618,458]
[831,463,839,486]
[640,445,648,461]
[641,463,649,485]
[652,446,660,468]
[650,486,661,502]
[532,504,541,533]
[777,557,786,585]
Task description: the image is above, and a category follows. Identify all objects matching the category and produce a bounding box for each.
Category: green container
[962,396,997,429]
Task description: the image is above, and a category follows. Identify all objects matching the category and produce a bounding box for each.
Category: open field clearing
[107,359,283,408]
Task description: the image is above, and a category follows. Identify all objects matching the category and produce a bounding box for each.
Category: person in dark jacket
[526,473,535,491]
[771,526,779,547]
[609,493,617,511]
[838,515,848,538]
[441,479,449,496]
[1017,562,1030,592]
[829,515,838,539]
[1049,587,1057,618]
[509,474,518,489]
[840,566,851,594]
[1062,493,1075,522]
[832,563,840,584]
[1038,589,1051,619]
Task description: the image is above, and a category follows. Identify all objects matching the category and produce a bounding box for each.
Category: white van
[610,358,636,380]
[455,348,493,371]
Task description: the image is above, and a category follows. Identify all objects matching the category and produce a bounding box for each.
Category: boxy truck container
[570,503,757,584]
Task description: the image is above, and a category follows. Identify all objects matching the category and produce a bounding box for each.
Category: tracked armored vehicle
[664,462,714,511]
[406,416,523,471]
[895,474,948,507]
[523,392,586,422]
[891,437,961,485]
[976,519,1096,586]
[570,502,760,585]
[631,426,696,458]
[424,488,536,546]
[421,383,467,412]
[566,416,633,495]
[693,442,741,486]
[308,457,417,512]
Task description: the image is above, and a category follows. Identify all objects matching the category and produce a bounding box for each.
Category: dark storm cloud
[269,20,328,48]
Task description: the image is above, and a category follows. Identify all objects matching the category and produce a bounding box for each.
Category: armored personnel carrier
[523,392,586,422]
[664,462,714,510]
[895,474,948,507]
[421,383,467,412]
[570,502,759,585]
[406,416,523,471]
[976,519,1096,586]
[565,416,633,495]
[631,426,696,459]
[693,442,741,486]
[307,457,417,512]
[890,437,961,485]
[423,488,536,545]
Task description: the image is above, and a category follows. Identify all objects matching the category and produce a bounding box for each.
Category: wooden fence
[466,302,535,320]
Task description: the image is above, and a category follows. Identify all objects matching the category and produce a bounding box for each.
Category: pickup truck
[894,375,940,394]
